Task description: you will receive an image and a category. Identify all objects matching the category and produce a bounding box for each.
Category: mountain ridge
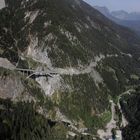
[0,0,140,139]
[94,6,140,36]
[111,10,140,20]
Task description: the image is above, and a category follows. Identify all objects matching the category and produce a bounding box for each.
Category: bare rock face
[0,0,5,9]
[0,58,15,69]
[0,68,40,102]
[0,74,24,99]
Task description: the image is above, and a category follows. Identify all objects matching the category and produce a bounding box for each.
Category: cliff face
[0,0,140,139]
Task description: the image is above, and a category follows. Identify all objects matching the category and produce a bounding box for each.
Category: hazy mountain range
[112,10,140,20]
[94,6,140,35]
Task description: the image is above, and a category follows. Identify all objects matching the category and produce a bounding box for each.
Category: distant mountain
[119,20,140,35]
[94,6,140,35]
[111,10,140,20]
[94,6,110,17]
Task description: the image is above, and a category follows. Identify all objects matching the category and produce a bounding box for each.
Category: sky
[83,0,140,13]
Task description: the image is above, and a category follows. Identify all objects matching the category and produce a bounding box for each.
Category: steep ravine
[0,53,130,140]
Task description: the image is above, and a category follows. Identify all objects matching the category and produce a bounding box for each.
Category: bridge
[14,68,58,79]
[0,58,58,78]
